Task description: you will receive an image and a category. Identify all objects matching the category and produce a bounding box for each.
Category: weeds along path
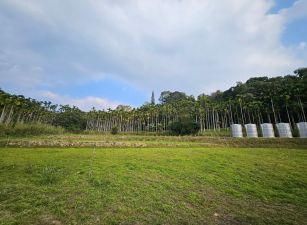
[0,134,306,149]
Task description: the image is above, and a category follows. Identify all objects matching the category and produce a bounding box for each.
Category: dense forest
[1,68,306,134]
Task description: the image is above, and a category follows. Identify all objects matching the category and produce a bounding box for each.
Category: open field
[1,142,307,225]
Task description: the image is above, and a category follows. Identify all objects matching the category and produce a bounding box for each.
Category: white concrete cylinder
[261,123,275,138]
[231,124,243,138]
[297,122,307,138]
[276,123,292,138]
[245,124,258,138]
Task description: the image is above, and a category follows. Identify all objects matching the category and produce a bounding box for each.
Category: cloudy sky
[0,0,306,110]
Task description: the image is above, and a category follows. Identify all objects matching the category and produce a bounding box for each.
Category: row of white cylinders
[231,122,307,138]
[297,122,307,138]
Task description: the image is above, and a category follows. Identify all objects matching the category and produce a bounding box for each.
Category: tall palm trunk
[285,104,291,127]
[0,106,6,124]
[5,106,14,125]
[239,101,244,124]
[298,97,306,122]
[271,98,277,124]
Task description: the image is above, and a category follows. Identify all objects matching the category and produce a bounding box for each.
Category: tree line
[1,68,306,134]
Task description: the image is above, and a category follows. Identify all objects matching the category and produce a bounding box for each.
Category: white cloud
[279,0,307,22]
[298,42,306,50]
[39,91,121,111]
[0,0,306,97]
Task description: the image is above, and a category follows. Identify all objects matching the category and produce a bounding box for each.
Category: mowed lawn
[0,147,307,225]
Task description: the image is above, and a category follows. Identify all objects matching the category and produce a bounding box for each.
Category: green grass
[1,147,307,225]
[1,133,307,148]
[0,123,65,137]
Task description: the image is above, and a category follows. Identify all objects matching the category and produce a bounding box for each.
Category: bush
[169,119,200,135]
[111,126,119,135]
[0,123,65,137]
[52,109,86,132]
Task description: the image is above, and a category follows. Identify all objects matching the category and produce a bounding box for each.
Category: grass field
[1,133,307,148]
[1,137,307,225]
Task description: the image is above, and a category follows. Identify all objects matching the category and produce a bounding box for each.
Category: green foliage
[294,67,307,78]
[111,126,119,135]
[159,91,194,104]
[115,105,132,111]
[1,66,307,135]
[0,123,64,137]
[169,119,200,135]
[53,105,86,132]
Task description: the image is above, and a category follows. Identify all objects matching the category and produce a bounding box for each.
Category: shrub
[52,109,86,132]
[169,119,200,135]
[111,126,119,135]
[0,123,64,137]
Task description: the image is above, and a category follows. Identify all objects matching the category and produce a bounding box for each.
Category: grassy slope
[1,147,307,225]
[1,134,307,148]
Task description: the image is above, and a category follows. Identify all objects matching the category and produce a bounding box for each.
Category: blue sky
[270,0,307,47]
[0,0,306,110]
[270,0,295,13]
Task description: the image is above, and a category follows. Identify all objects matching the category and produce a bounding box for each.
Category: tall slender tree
[151,91,155,105]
